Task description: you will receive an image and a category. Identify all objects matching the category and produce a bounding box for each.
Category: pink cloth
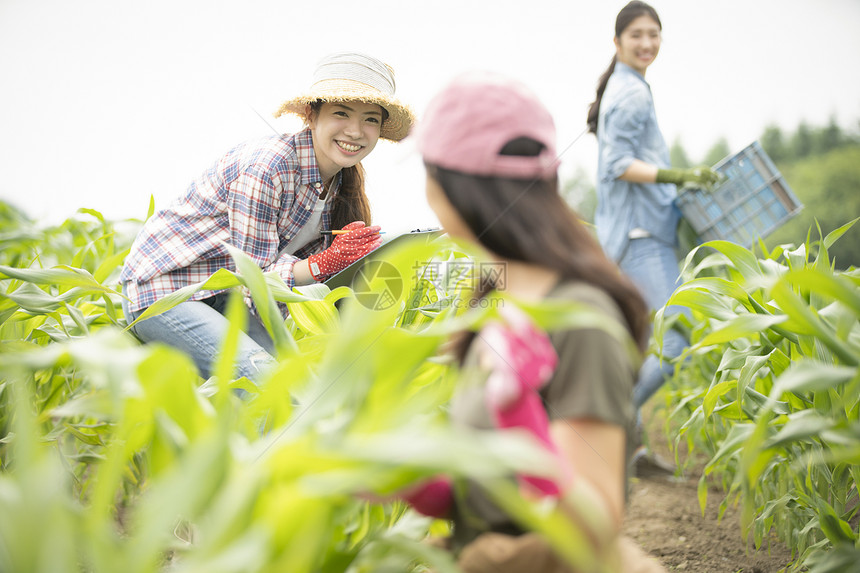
[480,307,572,496]
[403,477,454,518]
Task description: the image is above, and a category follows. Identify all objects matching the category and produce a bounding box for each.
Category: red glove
[307,221,383,281]
[480,307,572,497]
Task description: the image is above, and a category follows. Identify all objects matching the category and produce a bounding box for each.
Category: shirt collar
[615,61,650,86]
[295,127,322,187]
[294,126,343,198]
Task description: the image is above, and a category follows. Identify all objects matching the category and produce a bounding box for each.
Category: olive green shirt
[448,281,637,550]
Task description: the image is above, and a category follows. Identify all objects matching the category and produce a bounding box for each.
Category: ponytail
[586,56,617,135]
[588,2,661,135]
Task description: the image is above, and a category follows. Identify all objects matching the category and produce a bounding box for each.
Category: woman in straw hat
[379,72,667,572]
[120,51,414,382]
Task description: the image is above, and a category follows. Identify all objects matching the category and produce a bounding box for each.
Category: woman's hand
[656,165,721,189]
[307,221,383,280]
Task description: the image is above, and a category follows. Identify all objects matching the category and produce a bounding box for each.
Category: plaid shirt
[120,127,338,312]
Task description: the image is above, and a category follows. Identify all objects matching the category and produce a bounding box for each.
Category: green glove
[656,166,721,189]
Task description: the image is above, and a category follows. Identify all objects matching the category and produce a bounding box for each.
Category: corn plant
[0,203,618,572]
[654,217,860,571]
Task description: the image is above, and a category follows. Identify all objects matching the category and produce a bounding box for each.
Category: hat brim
[274,84,415,142]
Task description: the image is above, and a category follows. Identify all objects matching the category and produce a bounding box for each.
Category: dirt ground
[624,473,796,572]
[623,412,797,572]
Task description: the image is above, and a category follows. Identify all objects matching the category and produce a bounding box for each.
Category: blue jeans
[618,237,690,411]
[121,285,277,382]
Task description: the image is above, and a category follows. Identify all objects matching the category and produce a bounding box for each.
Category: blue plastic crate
[676,141,803,245]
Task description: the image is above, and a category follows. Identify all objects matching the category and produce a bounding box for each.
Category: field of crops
[651,219,860,571]
[1,199,858,572]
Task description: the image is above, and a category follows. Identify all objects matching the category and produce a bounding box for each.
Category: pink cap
[414,72,559,179]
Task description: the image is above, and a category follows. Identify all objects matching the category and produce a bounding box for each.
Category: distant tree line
[669,116,860,168]
[760,117,859,164]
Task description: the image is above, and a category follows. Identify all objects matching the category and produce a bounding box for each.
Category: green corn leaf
[802,543,860,573]
[665,287,739,321]
[2,282,63,313]
[704,423,754,475]
[785,241,812,271]
[703,378,736,418]
[736,352,794,416]
[770,280,860,366]
[743,385,790,416]
[823,216,858,251]
[712,401,746,420]
[124,281,207,327]
[286,291,340,336]
[697,475,709,516]
[744,295,800,344]
[820,423,860,448]
[223,243,295,355]
[0,265,114,293]
[324,285,353,305]
[125,268,245,327]
[674,276,750,303]
[770,361,857,401]
[361,532,461,573]
[63,422,106,446]
[77,208,106,224]
[685,250,733,280]
[265,274,330,305]
[782,268,860,318]
[816,499,857,544]
[737,352,771,400]
[768,346,793,378]
[716,346,761,372]
[808,446,860,466]
[695,240,766,283]
[51,393,116,421]
[3,283,115,318]
[146,195,156,219]
[211,289,248,403]
[126,433,231,573]
[695,314,786,347]
[93,247,130,284]
[762,411,834,449]
[740,431,780,498]
[756,493,793,525]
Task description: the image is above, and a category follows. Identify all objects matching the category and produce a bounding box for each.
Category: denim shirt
[595,62,680,262]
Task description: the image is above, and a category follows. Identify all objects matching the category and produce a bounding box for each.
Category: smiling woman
[306,101,385,182]
[585,3,722,471]
[118,51,415,382]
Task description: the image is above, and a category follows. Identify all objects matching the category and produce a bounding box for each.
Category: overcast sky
[2,0,859,233]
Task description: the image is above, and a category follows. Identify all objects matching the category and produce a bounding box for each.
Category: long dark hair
[586,1,662,134]
[308,101,374,229]
[330,162,372,230]
[428,138,650,359]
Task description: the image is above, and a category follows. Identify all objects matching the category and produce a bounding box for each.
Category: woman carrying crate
[586,1,719,468]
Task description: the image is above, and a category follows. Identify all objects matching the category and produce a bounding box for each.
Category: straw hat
[274,52,415,142]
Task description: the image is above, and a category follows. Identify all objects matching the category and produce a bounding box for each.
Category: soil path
[623,412,797,572]
[624,474,796,572]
